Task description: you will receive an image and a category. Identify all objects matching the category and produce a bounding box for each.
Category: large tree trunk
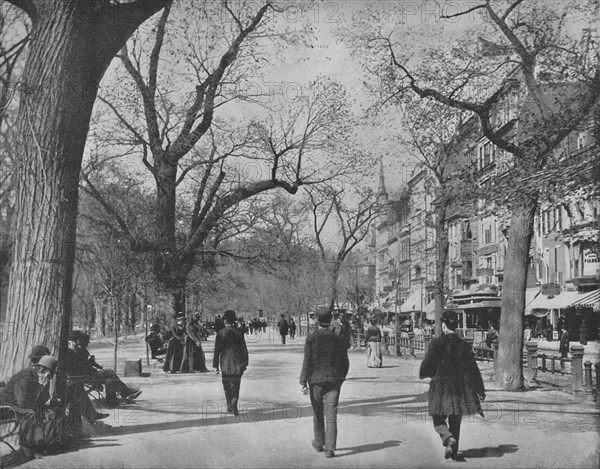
[495,197,538,391]
[0,1,167,382]
[434,204,449,337]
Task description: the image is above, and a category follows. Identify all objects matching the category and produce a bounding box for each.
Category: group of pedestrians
[1,307,486,463]
[276,314,297,344]
[161,312,210,373]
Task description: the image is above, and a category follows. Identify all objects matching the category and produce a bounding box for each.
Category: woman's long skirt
[367,341,382,368]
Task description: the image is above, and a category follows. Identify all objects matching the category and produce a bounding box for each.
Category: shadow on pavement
[461,444,519,458]
[99,392,430,438]
[336,440,402,457]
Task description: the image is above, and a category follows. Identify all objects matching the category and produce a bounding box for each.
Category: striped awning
[571,289,600,311]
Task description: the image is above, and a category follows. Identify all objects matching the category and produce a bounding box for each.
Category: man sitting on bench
[63,331,142,408]
[0,354,66,459]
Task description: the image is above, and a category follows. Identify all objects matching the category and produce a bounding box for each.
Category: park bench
[0,405,20,455]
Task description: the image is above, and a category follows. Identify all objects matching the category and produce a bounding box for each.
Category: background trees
[308,184,381,310]
[81,2,358,314]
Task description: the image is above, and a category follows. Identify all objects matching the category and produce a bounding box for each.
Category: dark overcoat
[0,367,51,417]
[277,318,289,335]
[212,325,249,376]
[300,327,349,386]
[559,330,570,355]
[419,332,485,417]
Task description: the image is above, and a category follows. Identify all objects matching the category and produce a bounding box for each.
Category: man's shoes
[311,440,324,452]
[125,389,142,401]
[444,437,458,460]
[325,451,335,458]
[92,412,110,420]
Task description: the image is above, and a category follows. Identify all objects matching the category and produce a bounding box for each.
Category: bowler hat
[30,345,51,362]
[316,306,332,325]
[441,311,459,330]
[36,355,58,373]
[223,310,237,323]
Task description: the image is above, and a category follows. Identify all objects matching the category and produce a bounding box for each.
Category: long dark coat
[212,325,249,376]
[184,321,208,372]
[277,317,289,335]
[163,324,187,372]
[419,333,485,417]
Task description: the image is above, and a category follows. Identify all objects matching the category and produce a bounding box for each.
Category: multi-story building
[374,68,599,338]
[374,160,436,326]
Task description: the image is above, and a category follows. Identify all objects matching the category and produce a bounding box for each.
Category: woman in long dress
[163,313,187,373]
[366,319,382,368]
[184,313,209,372]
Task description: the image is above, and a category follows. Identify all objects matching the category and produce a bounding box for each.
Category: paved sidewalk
[6,332,599,469]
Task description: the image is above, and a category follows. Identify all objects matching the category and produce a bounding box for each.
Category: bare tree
[308,185,382,310]
[81,1,356,313]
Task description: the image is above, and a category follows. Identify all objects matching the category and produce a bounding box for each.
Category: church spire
[378,158,388,205]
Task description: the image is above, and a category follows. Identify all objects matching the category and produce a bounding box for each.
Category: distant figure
[300,307,349,459]
[289,317,297,339]
[329,311,352,350]
[534,319,544,339]
[366,319,383,368]
[146,323,166,361]
[579,319,588,345]
[545,323,553,342]
[559,327,570,358]
[523,324,532,343]
[277,314,289,345]
[213,310,249,416]
[214,314,225,333]
[419,312,485,461]
[163,313,188,374]
[485,324,499,349]
[186,313,210,372]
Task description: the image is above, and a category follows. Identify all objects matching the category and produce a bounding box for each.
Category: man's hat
[316,306,332,326]
[441,311,459,330]
[36,355,58,373]
[223,310,236,323]
[30,345,51,362]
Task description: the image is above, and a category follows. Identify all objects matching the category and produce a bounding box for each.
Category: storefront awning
[400,287,423,313]
[525,290,590,315]
[571,289,600,311]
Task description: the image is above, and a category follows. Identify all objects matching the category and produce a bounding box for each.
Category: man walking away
[419,312,486,461]
[300,308,349,459]
[213,310,248,416]
[277,314,289,345]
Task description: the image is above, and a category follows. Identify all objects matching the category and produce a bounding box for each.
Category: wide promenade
[18,329,600,469]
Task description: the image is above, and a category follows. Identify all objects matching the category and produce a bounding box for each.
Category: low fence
[360,330,599,401]
[473,341,599,401]
[522,342,599,400]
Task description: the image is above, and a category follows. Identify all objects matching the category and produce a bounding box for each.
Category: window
[484,225,492,244]
[554,207,562,230]
[577,132,586,150]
